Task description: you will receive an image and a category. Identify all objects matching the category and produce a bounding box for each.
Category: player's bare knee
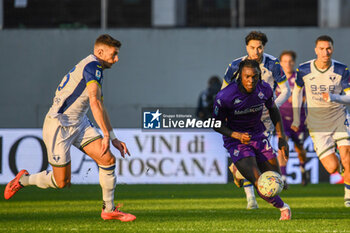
[100,153,116,166]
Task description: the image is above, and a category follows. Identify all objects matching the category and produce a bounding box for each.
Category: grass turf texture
[0,183,349,232]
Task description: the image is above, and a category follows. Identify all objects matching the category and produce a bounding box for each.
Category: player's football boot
[246,197,259,210]
[229,163,244,188]
[101,205,136,221]
[279,203,291,220]
[345,199,350,208]
[4,169,28,200]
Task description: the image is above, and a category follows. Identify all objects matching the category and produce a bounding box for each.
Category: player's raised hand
[240,132,251,144]
[278,137,289,160]
[112,139,131,158]
[100,137,110,157]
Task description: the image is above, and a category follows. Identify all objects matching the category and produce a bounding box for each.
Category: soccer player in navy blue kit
[213,59,291,220]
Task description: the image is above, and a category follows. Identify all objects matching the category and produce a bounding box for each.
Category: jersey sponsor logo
[234,104,263,115]
[258,92,264,99]
[233,99,241,104]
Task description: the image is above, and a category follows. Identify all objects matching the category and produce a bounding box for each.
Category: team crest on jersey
[234,99,241,104]
[258,92,264,99]
[234,149,240,157]
[329,76,336,82]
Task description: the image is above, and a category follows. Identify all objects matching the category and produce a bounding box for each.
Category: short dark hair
[95,34,122,48]
[232,59,262,83]
[279,50,297,62]
[245,31,268,46]
[315,35,333,46]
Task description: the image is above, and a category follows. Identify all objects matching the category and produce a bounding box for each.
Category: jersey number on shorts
[58,66,76,91]
[262,139,272,151]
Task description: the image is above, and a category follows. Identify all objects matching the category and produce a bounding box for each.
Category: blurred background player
[196,75,222,120]
[292,35,350,207]
[213,59,291,220]
[276,50,309,188]
[222,31,290,209]
[4,34,137,221]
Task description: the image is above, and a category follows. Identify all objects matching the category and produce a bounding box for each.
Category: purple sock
[280,166,287,176]
[257,189,284,208]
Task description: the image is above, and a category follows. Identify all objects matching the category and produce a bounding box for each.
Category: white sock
[243,180,255,199]
[345,184,350,199]
[20,171,57,189]
[99,164,116,213]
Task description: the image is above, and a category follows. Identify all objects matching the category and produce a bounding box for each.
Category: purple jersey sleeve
[213,92,228,122]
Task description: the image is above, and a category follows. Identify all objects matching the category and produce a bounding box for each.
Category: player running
[213,59,291,220]
[223,31,291,209]
[276,50,308,187]
[4,34,137,221]
[292,35,350,207]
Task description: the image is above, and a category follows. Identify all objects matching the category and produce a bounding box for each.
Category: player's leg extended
[257,157,291,220]
[235,157,288,212]
[83,139,116,211]
[82,138,136,221]
[338,145,350,207]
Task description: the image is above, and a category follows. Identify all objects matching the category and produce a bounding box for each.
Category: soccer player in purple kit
[223,31,290,209]
[276,51,308,187]
[213,59,291,220]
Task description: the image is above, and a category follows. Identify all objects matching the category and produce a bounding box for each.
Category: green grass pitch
[1,183,349,232]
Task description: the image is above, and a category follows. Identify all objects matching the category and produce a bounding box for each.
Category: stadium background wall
[1,29,350,128]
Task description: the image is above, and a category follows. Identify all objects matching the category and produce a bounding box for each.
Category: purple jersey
[213,80,276,163]
[213,80,274,141]
[276,72,306,142]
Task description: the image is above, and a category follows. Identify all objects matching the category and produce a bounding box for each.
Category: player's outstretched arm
[291,84,303,132]
[322,92,350,104]
[268,103,289,160]
[274,81,291,107]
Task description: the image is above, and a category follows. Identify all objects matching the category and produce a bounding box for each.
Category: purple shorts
[224,136,277,164]
[283,117,307,145]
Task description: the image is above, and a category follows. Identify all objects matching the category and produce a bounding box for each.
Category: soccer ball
[257,171,284,197]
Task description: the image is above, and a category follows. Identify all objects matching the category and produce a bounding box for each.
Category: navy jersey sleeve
[341,67,350,92]
[223,59,242,84]
[271,60,287,84]
[295,67,305,88]
[84,61,103,88]
[213,91,228,122]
